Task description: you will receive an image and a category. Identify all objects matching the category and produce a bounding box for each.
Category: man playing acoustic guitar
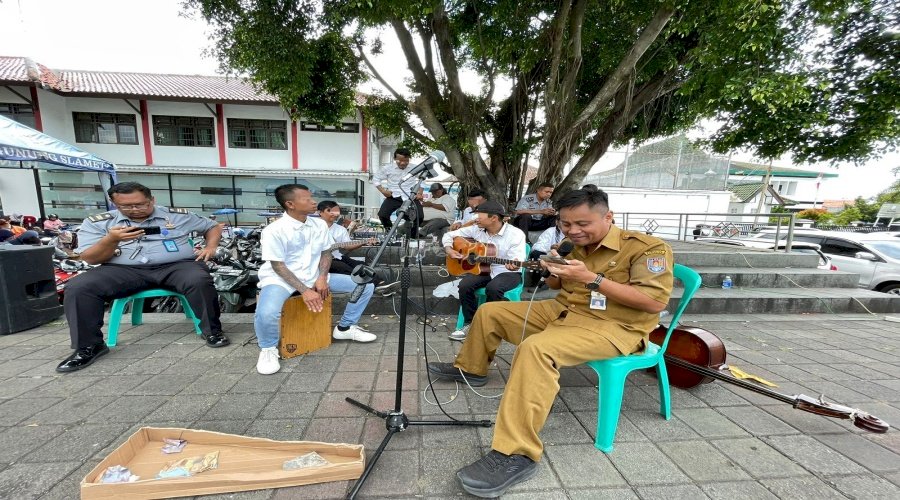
[441,200,528,341]
[429,186,674,498]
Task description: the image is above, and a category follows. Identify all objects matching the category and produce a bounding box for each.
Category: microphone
[400,150,446,181]
[348,283,367,304]
[540,240,575,279]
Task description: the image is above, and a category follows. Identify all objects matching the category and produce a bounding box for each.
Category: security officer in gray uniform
[56,182,229,373]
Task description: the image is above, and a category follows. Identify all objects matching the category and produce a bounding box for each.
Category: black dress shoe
[56,343,110,373]
[202,332,230,348]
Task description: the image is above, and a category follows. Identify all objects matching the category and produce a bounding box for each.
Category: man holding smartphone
[56,182,229,373]
[428,187,673,497]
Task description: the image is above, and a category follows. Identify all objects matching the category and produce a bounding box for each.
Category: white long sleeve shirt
[442,223,527,278]
[372,161,422,201]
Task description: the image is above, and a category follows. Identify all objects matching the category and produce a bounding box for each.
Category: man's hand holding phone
[107,225,145,243]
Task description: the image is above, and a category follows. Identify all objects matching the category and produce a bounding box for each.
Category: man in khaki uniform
[427,186,673,498]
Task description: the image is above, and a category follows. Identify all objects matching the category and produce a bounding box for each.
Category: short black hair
[468,188,486,198]
[274,184,309,209]
[107,182,152,199]
[537,182,555,189]
[555,185,609,213]
[581,183,598,190]
[317,200,339,211]
[394,147,411,158]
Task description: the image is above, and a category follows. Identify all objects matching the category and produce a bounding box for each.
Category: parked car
[749,230,900,294]
[695,238,835,271]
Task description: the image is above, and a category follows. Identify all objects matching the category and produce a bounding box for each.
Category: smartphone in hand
[539,254,569,265]
[141,226,162,235]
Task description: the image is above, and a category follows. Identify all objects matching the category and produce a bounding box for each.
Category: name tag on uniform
[163,240,179,252]
[589,291,607,310]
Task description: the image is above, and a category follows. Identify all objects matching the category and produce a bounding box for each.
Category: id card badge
[163,240,179,252]
[589,291,607,310]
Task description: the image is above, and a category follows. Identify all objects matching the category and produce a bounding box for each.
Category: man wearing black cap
[419,183,456,239]
[441,200,527,341]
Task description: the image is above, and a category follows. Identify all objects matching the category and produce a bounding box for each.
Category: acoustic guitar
[446,237,543,276]
[650,324,890,433]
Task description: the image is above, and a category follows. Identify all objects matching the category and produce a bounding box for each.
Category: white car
[750,230,900,294]
[695,238,835,271]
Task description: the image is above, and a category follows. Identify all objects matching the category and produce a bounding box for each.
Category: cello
[650,324,890,433]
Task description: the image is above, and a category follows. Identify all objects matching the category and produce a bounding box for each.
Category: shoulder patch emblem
[646,256,667,273]
[87,212,114,222]
[644,249,667,255]
[168,207,188,214]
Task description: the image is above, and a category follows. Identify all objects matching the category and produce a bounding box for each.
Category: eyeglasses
[116,202,152,210]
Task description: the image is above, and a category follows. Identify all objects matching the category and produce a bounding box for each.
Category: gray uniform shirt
[76,206,217,265]
[516,193,553,220]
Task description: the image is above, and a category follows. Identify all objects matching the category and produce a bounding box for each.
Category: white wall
[297,111,364,172]
[0,168,40,216]
[221,104,292,170]
[146,101,219,167]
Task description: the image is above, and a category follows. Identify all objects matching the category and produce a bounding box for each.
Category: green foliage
[834,206,863,225]
[187,0,899,199]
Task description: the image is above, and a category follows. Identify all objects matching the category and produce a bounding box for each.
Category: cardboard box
[81,427,364,499]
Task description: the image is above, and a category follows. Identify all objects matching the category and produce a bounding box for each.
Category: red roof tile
[0,56,31,82]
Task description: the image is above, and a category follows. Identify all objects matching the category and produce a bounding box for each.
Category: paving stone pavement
[0,312,898,499]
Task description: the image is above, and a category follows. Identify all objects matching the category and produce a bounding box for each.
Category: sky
[1,0,897,201]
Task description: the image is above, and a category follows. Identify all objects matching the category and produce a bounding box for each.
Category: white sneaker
[256,347,281,375]
[333,324,377,342]
[449,324,470,342]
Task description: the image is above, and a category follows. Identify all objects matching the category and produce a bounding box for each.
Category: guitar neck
[331,239,373,251]
[474,255,539,269]
[663,354,794,404]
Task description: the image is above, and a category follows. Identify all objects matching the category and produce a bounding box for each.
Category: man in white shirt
[512,182,557,243]
[419,183,456,238]
[317,200,398,296]
[254,184,376,375]
[448,189,487,231]
[526,224,565,291]
[442,201,527,341]
[372,147,425,236]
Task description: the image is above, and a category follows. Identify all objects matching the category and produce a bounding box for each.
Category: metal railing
[615,212,798,251]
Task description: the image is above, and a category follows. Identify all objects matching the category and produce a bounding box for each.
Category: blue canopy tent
[0,115,117,216]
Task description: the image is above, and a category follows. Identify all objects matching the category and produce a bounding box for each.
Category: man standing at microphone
[428,186,674,497]
[372,147,426,237]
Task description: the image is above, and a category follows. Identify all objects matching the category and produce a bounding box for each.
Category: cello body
[650,324,727,389]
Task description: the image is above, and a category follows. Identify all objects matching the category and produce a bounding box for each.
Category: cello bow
[662,354,890,433]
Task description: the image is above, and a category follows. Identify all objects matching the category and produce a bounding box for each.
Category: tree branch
[355,43,404,102]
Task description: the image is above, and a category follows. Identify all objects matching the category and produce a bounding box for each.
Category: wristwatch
[585,273,605,290]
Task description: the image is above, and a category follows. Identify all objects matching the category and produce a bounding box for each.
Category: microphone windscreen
[430,150,446,163]
[557,240,575,257]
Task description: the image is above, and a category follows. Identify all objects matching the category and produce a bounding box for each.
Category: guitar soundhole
[466,253,477,265]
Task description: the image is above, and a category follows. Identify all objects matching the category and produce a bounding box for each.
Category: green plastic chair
[107,289,202,347]
[455,244,530,329]
[585,263,702,453]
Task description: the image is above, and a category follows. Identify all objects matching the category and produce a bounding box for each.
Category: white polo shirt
[258,214,333,292]
[327,222,352,259]
[442,222,527,278]
[533,226,564,253]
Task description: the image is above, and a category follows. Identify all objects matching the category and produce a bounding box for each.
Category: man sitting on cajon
[253,184,376,375]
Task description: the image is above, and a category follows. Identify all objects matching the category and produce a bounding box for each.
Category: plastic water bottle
[722,275,733,289]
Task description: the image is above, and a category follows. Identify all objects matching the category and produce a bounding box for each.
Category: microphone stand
[344,174,492,500]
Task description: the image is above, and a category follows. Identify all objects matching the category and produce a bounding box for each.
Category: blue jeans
[254,274,374,349]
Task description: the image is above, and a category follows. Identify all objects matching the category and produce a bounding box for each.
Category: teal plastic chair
[455,244,530,329]
[585,263,702,453]
[107,289,202,347]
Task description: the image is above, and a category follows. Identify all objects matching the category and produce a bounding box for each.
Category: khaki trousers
[454,300,627,461]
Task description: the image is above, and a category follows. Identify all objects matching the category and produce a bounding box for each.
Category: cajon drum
[279,294,332,359]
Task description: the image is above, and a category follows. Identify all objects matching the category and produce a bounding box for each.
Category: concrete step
[669,287,900,314]
[675,250,821,269]
[688,267,858,289]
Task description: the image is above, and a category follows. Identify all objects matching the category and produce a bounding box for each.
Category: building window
[0,102,36,128]
[300,121,360,133]
[153,116,215,147]
[227,119,287,150]
[73,112,138,144]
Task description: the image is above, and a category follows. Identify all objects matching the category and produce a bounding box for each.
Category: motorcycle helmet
[48,214,59,219]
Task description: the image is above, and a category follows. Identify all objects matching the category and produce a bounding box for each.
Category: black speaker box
[0,245,64,335]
